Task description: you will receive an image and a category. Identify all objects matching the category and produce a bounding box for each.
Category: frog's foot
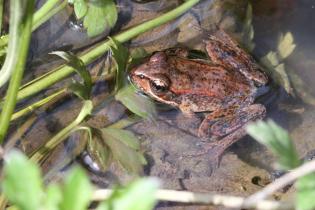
[198,104,266,139]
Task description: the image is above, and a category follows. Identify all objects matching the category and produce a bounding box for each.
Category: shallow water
[7,0,315,207]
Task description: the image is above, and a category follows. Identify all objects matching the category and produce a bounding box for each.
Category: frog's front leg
[198,104,266,139]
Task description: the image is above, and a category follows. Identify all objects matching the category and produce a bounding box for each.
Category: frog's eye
[139,74,145,79]
[150,81,168,94]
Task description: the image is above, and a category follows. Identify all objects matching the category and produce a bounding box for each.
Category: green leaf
[104,128,140,150]
[60,167,93,210]
[43,184,62,210]
[129,48,149,66]
[115,85,157,120]
[296,173,315,210]
[2,150,43,210]
[263,51,279,67]
[246,120,300,170]
[101,128,144,174]
[50,51,92,99]
[97,178,159,210]
[68,82,90,100]
[109,38,129,92]
[260,52,293,95]
[83,0,117,37]
[72,0,88,19]
[87,130,113,171]
[278,32,296,59]
[274,63,293,94]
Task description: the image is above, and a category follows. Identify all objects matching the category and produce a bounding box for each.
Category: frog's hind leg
[198,104,266,139]
[191,104,266,170]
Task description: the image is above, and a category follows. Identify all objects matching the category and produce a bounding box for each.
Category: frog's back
[168,56,253,101]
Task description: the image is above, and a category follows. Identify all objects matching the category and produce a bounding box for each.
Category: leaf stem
[0,0,3,35]
[16,0,200,101]
[32,0,67,31]
[30,100,92,163]
[0,0,35,143]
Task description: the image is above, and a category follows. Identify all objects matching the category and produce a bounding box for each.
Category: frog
[129,29,268,156]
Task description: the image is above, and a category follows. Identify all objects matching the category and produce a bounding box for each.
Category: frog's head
[129,52,177,105]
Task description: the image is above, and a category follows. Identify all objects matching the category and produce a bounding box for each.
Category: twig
[243,159,315,206]
[92,189,293,210]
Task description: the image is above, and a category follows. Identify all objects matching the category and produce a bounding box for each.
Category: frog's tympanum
[129,30,268,156]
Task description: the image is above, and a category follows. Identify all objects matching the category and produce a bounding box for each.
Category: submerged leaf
[278,32,296,59]
[274,63,293,94]
[109,38,129,92]
[264,51,279,67]
[50,51,92,99]
[104,128,140,150]
[115,85,157,120]
[260,51,293,95]
[101,128,144,174]
[87,130,112,171]
[246,120,300,170]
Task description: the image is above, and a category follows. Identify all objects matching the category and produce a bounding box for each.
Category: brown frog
[129,30,268,155]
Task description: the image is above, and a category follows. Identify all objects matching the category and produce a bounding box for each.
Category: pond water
[6,0,315,208]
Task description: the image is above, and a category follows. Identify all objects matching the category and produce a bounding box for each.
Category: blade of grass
[0,0,35,144]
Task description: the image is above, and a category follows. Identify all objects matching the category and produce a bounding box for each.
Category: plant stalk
[0,0,35,143]
[32,0,67,31]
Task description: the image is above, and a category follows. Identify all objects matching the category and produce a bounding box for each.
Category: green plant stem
[16,0,200,102]
[30,100,92,163]
[32,0,67,31]
[0,0,35,143]
[12,73,114,121]
[33,0,62,26]
[0,0,3,35]
[11,89,66,121]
